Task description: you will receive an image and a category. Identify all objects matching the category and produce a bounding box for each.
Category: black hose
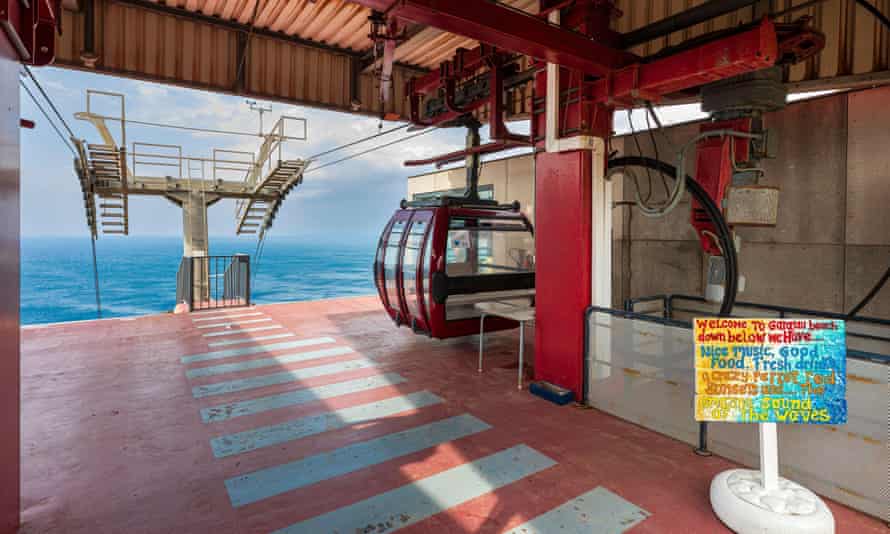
[855,0,890,32]
[608,156,738,317]
[847,264,890,318]
[610,155,736,458]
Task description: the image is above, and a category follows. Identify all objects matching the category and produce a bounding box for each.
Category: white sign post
[759,422,778,492]
[709,422,834,534]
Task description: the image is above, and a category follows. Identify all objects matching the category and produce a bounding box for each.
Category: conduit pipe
[639,129,762,218]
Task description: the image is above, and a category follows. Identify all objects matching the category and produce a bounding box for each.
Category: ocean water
[21,236,377,325]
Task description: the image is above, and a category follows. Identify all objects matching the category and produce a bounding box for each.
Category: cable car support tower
[70,90,308,309]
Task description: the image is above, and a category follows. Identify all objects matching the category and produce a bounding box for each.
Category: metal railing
[585,296,890,457]
[223,254,251,305]
[176,254,251,311]
[623,294,890,364]
[175,256,193,310]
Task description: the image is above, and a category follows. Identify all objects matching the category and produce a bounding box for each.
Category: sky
[18,67,475,245]
[22,66,823,246]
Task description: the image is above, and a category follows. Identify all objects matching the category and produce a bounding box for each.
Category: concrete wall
[407,155,536,225]
[615,85,890,319]
[408,85,890,320]
[0,31,21,532]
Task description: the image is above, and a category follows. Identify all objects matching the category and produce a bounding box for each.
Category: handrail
[619,294,890,364]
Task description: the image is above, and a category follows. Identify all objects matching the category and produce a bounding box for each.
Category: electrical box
[725,186,779,226]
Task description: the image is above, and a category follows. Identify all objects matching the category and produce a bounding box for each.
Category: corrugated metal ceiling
[138,0,539,67]
[129,0,887,79]
[53,0,889,119]
[159,0,375,51]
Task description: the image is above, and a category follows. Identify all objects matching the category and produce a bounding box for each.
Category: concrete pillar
[169,191,218,308]
[183,192,210,305]
[182,190,209,257]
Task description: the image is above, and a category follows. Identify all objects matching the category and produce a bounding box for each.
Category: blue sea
[21,236,377,325]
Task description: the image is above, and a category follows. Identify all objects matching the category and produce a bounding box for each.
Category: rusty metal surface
[615,0,889,86]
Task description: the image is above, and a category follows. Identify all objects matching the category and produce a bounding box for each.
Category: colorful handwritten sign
[694,318,846,424]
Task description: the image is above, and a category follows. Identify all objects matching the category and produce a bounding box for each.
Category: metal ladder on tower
[72,139,98,238]
[88,143,129,235]
[234,132,278,236]
[234,160,306,236]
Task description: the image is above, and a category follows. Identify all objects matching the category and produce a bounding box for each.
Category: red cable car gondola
[374,122,535,339]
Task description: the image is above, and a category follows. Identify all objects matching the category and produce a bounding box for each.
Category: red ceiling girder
[586,18,779,105]
[355,0,638,77]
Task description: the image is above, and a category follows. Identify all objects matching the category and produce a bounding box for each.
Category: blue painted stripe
[503,487,650,534]
[195,318,272,329]
[210,391,443,458]
[203,325,282,337]
[186,346,354,379]
[207,333,296,348]
[272,444,556,534]
[201,373,407,423]
[182,337,335,364]
[226,414,491,507]
[192,312,263,322]
[192,359,376,398]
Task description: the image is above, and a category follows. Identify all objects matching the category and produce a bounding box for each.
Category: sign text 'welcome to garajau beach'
[694,318,846,424]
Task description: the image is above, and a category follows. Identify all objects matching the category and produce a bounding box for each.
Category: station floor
[20,296,889,533]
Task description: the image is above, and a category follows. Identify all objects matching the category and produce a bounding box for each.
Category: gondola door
[399,210,434,334]
[376,210,412,325]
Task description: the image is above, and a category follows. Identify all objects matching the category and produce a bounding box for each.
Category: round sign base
[710,469,834,534]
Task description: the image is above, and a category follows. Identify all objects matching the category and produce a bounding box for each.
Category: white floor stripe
[272,444,556,534]
[203,325,283,338]
[207,333,296,348]
[195,318,272,329]
[226,414,491,507]
[201,373,407,423]
[210,391,443,457]
[192,312,263,322]
[192,359,376,398]
[186,346,354,379]
[502,487,650,533]
[182,338,336,364]
[190,307,256,316]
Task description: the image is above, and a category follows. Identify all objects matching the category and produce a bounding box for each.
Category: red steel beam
[373,0,637,77]
[587,18,779,104]
[403,140,527,167]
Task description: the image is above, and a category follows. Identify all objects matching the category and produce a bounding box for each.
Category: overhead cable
[305,127,438,175]
[19,79,76,156]
[22,65,76,138]
[21,67,103,319]
[90,235,102,319]
[306,123,411,161]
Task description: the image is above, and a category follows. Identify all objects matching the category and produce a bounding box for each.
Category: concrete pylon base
[710,469,834,534]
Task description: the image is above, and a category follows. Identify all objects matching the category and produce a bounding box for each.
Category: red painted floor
[19,296,889,533]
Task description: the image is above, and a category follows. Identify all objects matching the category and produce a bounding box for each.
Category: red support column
[534,150,594,398]
[0,28,21,533]
[531,1,615,401]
